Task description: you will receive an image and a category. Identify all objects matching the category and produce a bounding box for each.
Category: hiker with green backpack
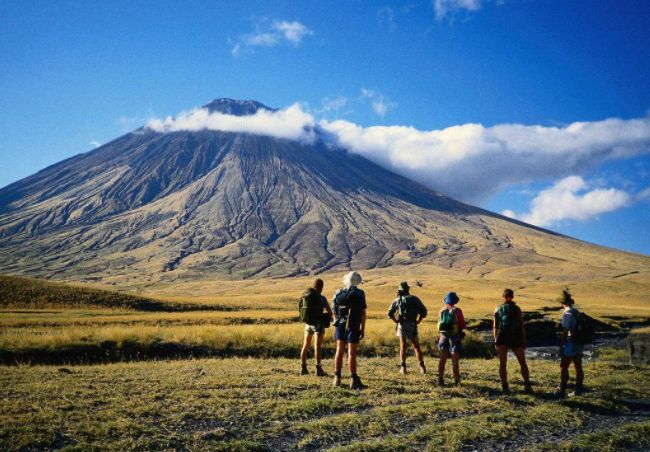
[557,289,593,398]
[299,278,334,376]
[387,281,428,375]
[493,289,532,394]
[437,292,466,386]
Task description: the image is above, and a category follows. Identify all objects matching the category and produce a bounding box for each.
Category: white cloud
[434,0,482,20]
[361,88,396,117]
[317,96,349,116]
[637,187,650,201]
[502,176,631,227]
[147,102,650,205]
[232,19,313,56]
[89,140,101,148]
[146,103,315,142]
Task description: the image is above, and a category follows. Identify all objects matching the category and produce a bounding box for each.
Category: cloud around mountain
[146,103,650,213]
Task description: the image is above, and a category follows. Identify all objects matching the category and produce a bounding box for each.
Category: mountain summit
[0,99,627,282]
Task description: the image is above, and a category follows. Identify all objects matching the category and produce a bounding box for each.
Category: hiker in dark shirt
[299,278,333,376]
[493,289,532,394]
[332,271,367,390]
[387,281,428,375]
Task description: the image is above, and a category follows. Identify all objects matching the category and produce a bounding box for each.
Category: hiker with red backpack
[299,278,334,376]
[437,292,466,386]
[493,289,533,394]
[557,289,593,398]
[387,281,428,375]
[332,271,367,390]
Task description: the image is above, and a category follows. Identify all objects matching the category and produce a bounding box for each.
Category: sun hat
[444,292,459,305]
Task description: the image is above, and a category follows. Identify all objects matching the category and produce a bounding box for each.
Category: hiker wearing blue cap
[437,291,467,386]
[387,281,428,375]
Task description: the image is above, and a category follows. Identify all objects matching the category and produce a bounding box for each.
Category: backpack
[570,308,595,344]
[398,295,419,323]
[299,289,322,326]
[333,288,357,327]
[438,307,458,336]
[496,302,519,334]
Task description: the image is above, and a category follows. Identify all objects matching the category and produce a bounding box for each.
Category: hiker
[493,289,532,394]
[332,271,367,390]
[387,281,428,375]
[557,289,587,398]
[299,278,334,376]
[437,292,466,386]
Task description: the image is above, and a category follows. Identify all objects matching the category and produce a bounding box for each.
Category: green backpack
[398,295,419,323]
[496,302,519,334]
[299,289,322,326]
[571,308,595,345]
[438,308,458,336]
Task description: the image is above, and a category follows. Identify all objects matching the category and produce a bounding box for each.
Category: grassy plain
[1,348,649,451]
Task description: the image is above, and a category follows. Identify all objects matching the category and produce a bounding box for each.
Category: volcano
[0,99,633,282]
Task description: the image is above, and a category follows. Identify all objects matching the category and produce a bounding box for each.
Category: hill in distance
[0,98,648,285]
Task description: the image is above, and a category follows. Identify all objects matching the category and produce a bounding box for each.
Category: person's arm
[324,300,333,317]
[417,298,427,324]
[360,309,367,339]
[388,300,399,324]
[456,308,466,332]
[493,308,498,341]
[518,307,527,349]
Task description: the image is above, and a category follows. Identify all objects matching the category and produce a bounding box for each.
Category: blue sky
[1,0,649,255]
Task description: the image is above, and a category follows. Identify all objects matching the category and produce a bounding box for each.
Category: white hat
[343,271,362,288]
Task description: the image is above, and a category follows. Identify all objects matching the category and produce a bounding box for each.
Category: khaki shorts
[396,322,418,341]
[305,323,325,335]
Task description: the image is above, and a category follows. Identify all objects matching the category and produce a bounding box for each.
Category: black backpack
[333,288,356,326]
[398,295,419,323]
[571,308,595,345]
[299,289,322,326]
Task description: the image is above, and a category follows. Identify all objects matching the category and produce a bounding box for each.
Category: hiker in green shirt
[493,289,532,394]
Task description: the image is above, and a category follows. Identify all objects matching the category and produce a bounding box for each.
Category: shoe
[524,382,533,394]
[555,389,566,399]
[501,383,510,394]
[400,363,407,375]
[438,376,445,387]
[301,364,308,375]
[454,378,460,387]
[571,385,584,396]
[350,375,366,390]
[419,362,427,375]
[315,365,327,377]
[332,374,341,387]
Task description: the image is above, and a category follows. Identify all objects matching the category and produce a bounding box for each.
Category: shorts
[396,322,418,341]
[438,334,463,354]
[495,330,523,349]
[562,338,584,358]
[334,325,362,344]
[304,323,324,335]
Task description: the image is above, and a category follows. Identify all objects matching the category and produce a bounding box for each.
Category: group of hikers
[299,271,589,397]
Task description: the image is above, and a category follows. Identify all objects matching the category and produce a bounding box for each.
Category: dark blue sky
[1,0,649,254]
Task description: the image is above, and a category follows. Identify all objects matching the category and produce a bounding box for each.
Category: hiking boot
[350,375,366,390]
[300,363,308,375]
[524,382,533,394]
[399,363,407,375]
[419,362,427,375]
[555,389,567,399]
[315,365,327,377]
[438,376,445,387]
[454,378,461,387]
[570,385,584,397]
[332,374,341,387]
[501,383,510,395]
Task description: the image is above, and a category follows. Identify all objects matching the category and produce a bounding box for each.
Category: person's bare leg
[512,347,530,383]
[334,340,345,374]
[497,345,509,386]
[314,333,324,366]
[348,342,358,375]
[301,331,313,364]
[574,356,584,389]
[399,336,407,364]
[451,352,460,383]
[412,338,424,362]
[559,355,571,395]
[438,350,449,380]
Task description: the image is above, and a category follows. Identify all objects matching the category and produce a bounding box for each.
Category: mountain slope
[0,99,643,282]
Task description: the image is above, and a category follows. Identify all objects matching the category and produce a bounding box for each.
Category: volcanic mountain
[0,99,641,282]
